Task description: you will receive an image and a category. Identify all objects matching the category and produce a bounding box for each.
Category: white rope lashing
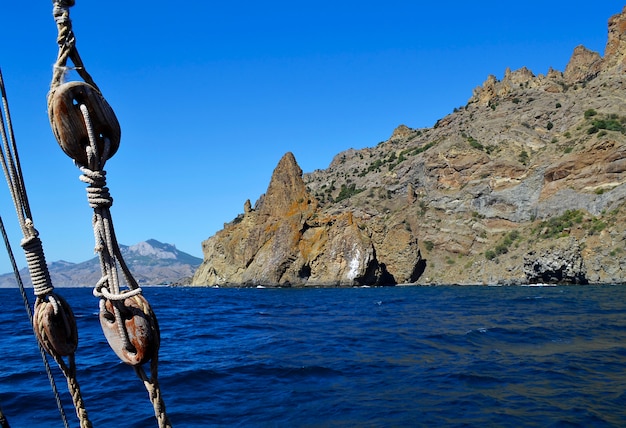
[47,1,172,426]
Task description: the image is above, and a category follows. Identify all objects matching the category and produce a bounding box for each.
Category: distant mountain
[0,239,202,288]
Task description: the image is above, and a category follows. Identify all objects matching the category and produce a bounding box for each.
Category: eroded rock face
[523,238,587,284]
[564,45,603,83]
[542,140,626,200]
[604,6,626,71]
[471,7,626,107]
[194,7,626,287]
[192,153,422,287]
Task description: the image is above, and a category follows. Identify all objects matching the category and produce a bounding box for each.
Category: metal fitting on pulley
[48,81,120,166]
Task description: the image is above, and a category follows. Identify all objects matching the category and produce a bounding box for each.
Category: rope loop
[93,281,143,301]
[20,226,54,297]
[46,3,171,425]
[79,167,113,208]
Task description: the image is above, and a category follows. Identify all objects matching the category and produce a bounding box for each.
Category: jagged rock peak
[604,6,626,71]
[470,7,626,106]
[503,66,535,84]
[470,67,537,106]
[390,124,412,141]
[256,152,312,217]
[564,45,603,83]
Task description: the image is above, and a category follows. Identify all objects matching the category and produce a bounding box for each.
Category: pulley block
[99,294,160,366]
[33,293,79,357]
[48,81,120,166]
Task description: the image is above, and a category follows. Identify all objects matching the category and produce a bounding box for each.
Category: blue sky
[0,1,623,274]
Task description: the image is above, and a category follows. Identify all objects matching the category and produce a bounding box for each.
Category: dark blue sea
[1,285,626,427]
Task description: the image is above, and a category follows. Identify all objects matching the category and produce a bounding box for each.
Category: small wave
[465,327,489,335]
[226,362,342,379]
[520,283,558,287]
[448,371,505,386]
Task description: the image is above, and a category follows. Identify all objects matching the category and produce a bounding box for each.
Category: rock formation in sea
[193,152,424,287]
[193,7,626,286]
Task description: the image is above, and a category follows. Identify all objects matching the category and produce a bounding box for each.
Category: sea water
[1,285,626,427]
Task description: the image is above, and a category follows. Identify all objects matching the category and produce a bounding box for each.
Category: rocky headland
[193,7,626,287]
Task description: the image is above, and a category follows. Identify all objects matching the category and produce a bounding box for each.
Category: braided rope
[1,70,90,427]
[79,106,172,427]
[0,217,70,428]
[34,298,92,428]
[48,2,172,424]
[51,0,98,93]
[135,358,172,428]
[48,351,92,428]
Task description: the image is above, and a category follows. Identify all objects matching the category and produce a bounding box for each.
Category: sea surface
[1,285,626,427]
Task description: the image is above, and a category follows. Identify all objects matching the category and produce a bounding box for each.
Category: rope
[135,359,172,428]
[51,0,98,93]
[0,217,69,428]
[48,2,172,425]
[79,102,172,428]
[46,350,91,428]
[0,69,92,427]
[21,231,54,296]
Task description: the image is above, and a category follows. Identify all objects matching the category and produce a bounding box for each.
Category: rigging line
[48,2,171,425]
[0,70,30,231]
[0,216,70,428]
[1,70,91,427]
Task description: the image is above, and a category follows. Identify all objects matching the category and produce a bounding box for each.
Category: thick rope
[21,231,54,296]
[51,0,98,93]
[0,216,70,428]
[135,358,172,428]
[45,346,91,428]
[1,70,91,427]
[48,2,171,424]
[80,106,172,427]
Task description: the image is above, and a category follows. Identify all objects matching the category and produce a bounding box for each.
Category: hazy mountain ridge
[0,239,202,288]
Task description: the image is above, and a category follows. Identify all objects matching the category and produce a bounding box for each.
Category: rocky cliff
[192,153,421,286]
[193,7,626,287]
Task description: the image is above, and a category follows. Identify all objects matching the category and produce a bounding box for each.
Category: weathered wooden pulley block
[48,81,121,166]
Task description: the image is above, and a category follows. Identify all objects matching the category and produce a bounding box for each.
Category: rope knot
[93,276,143,301]
[20,232,54,296]
[79,167,113,208]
